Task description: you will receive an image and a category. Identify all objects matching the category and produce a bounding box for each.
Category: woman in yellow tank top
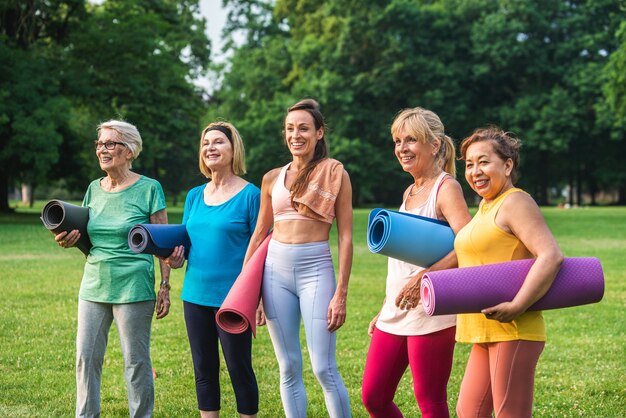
[454,127,564,418]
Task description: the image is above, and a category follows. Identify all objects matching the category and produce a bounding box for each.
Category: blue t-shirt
[181,182,260,307]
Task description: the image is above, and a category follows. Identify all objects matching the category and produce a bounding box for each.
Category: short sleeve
[149,179,167,215]
[247,185,261,232]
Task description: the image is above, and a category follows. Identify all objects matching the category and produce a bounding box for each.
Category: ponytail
[439,135,456,177]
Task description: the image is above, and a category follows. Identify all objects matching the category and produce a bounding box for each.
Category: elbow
[552,248,565,268]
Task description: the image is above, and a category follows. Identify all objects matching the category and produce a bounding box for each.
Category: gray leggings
[75,299,154,418]
[263,239,351,418]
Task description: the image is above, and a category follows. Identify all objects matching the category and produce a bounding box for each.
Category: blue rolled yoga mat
[128,224,191,258]
[41,199,93,256]
[367,208,455,267]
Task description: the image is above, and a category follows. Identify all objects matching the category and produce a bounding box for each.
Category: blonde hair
[390,107,456,177]
[198,121,246,178]
[97,120,142,168]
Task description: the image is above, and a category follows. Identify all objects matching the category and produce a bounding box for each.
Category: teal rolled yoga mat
[128,224,191,258]
[41,200,92,256]
[367,208,455,267]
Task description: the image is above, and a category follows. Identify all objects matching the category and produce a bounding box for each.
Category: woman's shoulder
[241,181,261,196]
[137,175,163,189]
[263,167,282,183]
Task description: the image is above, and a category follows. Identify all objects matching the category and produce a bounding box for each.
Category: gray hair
[97,120,143,168]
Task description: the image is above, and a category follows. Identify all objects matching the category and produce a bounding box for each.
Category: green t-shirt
[80,176,167,303]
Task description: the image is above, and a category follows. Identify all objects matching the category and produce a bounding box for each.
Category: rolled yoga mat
[367,208,455,267]
[41,200,93,256]
[420,257,604,316]
[127,224,191,258]
[216,233,272,337]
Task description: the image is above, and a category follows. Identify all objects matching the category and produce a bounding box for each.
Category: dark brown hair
[285,99,329,207]
[460,126,522,183]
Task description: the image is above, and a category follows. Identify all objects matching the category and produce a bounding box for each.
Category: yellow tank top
[454,188,546,343]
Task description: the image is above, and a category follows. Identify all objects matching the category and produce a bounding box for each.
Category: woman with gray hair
[53,120,170,418]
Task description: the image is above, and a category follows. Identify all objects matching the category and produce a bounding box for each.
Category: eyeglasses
[94,140,126,150]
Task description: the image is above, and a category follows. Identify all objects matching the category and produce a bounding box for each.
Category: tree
[0,0,86,212]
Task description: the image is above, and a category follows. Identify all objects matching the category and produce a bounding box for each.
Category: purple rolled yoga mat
[420,257,604,316]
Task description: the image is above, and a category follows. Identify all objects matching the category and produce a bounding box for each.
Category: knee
[277,357,303,384]
[311,362,339,388]
[361,387,382,413]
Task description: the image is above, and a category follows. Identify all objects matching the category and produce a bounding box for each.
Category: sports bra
[272,164,315,222]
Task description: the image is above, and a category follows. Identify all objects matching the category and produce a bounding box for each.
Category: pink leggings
[362,326,456,418]
[456,340,545,418]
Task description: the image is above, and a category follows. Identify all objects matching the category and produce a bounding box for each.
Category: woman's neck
[290,155,314,172]
[106,168,134,186]
[209,168,237,188]
[412,168,442,187]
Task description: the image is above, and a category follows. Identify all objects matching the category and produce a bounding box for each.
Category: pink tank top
[272,164,315,222]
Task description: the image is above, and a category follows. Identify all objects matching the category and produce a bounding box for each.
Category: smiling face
[464,140,514,201]
[393,127,439,177]
[201,129,233,173]
[284,109,323,160]
[96,128,133,173]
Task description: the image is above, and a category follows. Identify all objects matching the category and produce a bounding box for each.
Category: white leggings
[262,239,351,418]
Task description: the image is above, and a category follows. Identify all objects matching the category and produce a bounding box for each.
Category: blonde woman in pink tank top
[362,107,471,418]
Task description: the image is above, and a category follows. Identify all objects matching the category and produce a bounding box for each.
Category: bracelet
[160,280,171,291]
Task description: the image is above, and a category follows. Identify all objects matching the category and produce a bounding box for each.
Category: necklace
[409,176,436,197]
[409,184,427,197]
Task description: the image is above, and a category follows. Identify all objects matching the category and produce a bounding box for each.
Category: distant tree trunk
[0,170,12,213]
[536,151,549,205]
[21,183,31,206]
[589,180,597,206]
[576,169,583,206]
[618,183,626,205]
[29,184,35,207]
[568,173,574,206]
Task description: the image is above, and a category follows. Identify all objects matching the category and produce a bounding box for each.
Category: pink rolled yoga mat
[216,234,272,337]
[420,257,604,316]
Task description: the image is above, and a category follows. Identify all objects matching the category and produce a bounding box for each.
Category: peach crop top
[272,164,317,223]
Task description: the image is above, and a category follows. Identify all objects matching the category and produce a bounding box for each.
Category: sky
[199,0,229,61]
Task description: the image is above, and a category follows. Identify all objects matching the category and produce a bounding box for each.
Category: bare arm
[244,169,278,264]
[150,209,171,319]
[396,178,471,309]
[244,169,278,326]
[482,192,564,322]
[327,169,353,332]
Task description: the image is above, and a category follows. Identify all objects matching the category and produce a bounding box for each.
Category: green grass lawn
[1,204,624,417]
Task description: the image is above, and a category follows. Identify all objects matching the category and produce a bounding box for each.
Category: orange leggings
[456,340,544,418]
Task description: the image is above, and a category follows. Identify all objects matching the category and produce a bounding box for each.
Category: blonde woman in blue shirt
[163,121,260,418]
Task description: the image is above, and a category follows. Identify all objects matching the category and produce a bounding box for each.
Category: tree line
[1,0,625,213]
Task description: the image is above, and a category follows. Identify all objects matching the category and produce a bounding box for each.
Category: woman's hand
[158,245,185,269]
[256,300,266,326]
[327,292,347,332]
[368,313,380,337]
[55,230,80,248]
[481,301,524,323]
[395,270,426,310]
[155,282,171,319]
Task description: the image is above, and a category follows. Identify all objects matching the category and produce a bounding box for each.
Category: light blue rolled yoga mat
[367,208,455,267]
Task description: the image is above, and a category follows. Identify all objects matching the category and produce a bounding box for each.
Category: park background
[1,0,625,417]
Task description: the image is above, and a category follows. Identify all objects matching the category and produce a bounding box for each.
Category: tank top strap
[480,187,525,217]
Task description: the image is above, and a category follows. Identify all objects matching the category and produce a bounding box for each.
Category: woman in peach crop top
[455,127,563,418]
[243,99,353,418]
